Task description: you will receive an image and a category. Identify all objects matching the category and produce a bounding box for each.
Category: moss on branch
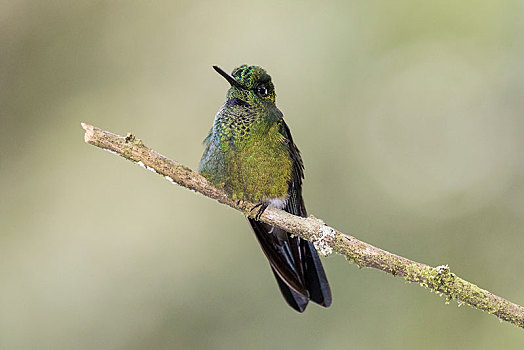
[81,122,524,329]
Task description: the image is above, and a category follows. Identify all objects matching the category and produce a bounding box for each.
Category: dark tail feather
[271,269,309,312]
[248,219,309,297]
[303,241,332,307]
[248,218,331,311]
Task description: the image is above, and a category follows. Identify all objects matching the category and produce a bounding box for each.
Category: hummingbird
[199,65,332,312]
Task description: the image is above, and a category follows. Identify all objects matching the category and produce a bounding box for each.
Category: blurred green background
[2,1,524,349]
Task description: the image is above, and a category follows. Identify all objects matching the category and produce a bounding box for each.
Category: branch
[81,122,524,329]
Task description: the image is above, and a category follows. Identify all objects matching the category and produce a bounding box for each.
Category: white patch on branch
[165,176,177,185]
[146,165,157,174]
[430,265,451,281]
[436,264,450,274]
[103,148,119,156]
[136,161,157,174]
[313,225,335,256]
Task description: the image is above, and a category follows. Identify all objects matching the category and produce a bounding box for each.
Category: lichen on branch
[81,122,524,329]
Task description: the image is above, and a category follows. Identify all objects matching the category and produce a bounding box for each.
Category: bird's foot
[250,202,268,221]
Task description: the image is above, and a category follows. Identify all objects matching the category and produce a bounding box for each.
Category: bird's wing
[279,119,332,307]
[247,118,331,312]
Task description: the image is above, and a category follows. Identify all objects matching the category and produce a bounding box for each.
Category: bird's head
[213,65,276,107]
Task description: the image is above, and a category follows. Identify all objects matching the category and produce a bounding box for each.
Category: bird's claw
[250,202,268,221]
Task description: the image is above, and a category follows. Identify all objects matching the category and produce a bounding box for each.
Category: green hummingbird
[199,65,332,312]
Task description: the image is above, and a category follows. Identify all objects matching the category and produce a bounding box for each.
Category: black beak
[213,65,243,89]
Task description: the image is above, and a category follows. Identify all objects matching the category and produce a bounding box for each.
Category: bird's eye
[256,84,268,97]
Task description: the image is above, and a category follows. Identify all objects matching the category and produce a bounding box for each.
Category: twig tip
[81,122,94,143]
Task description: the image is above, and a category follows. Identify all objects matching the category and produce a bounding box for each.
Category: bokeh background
[2,1,524,349]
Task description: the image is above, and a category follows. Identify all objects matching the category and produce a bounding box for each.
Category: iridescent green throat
[199,65,292,203]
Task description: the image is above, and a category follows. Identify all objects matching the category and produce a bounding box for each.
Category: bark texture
[82,122,524,329]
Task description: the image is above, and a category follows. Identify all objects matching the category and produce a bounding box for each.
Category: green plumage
[198,65,332,312]
[199,66,291,203]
